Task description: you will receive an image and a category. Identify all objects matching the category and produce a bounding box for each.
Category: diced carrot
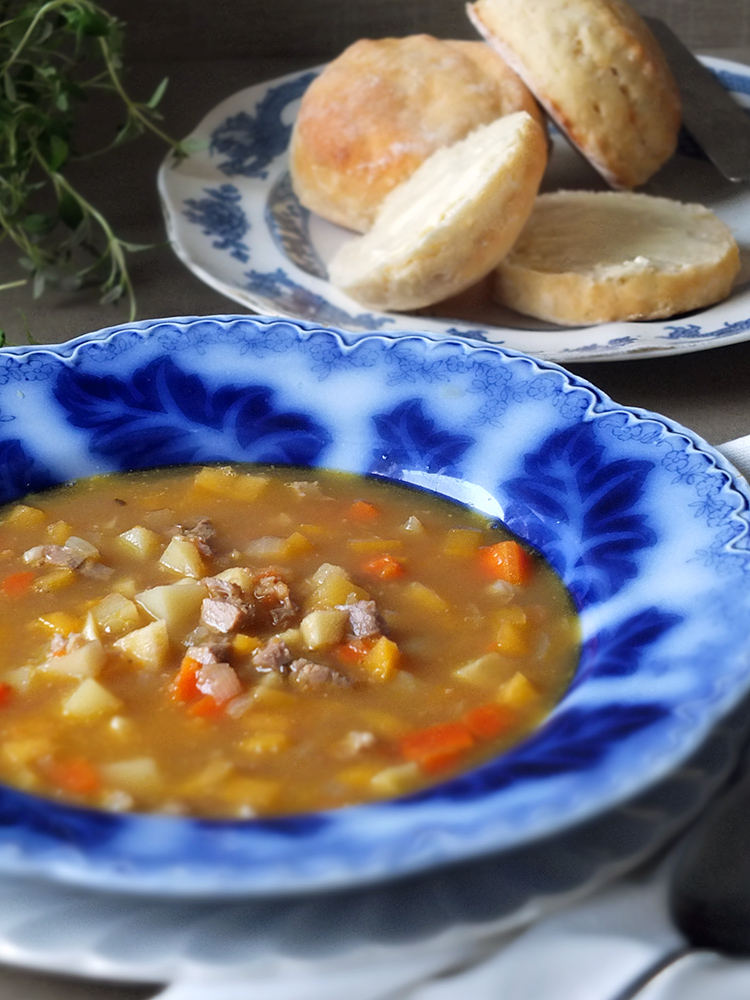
[478,540,533,585]
[400,721,475,774]
[45,757,100,796]
[462,702,516,740]
[348,500,379,522]
[0,682,12,707]
[171,655,201,702]
[361,554,406,580]
[334,636,377,665]
[187,695,223,718]
[1,570,35,597]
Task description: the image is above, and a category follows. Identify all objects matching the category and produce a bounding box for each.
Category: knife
[646,16,750,183]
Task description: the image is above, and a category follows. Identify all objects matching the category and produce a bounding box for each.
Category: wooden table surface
[0,1,747,996]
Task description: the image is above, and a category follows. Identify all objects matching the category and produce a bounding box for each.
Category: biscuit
[289,34,545,233]
[467,0,681,189]
[328,111,548,312]
[493,191,740,325]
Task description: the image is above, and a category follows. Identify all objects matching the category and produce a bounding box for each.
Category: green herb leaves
[0,0,185,320]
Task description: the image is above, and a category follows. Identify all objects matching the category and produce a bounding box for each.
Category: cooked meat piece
[200,597,248,634]
[50,632,87,655]
[253,571,297,626]
[182,517,216,557]
[185,642,231,665]
[289,658,352,689]
[195,661,242,703]
[22,544,85,569]
[204,576,244,602]
[252,636,293,673]
[79,560,115,580]
[338,599,380,638]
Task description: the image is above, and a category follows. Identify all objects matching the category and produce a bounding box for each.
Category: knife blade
[646,16,750,183]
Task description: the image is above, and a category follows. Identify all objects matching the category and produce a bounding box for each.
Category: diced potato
[308,563,369,608]
[443,527,483,557]
[92,592,141,637]
[114,619,170,671]
[362,635,400,681]
[159,536,206,578]
[40,639,106,678]
[370,761,421,797]
[81,611,100,641]
[3,504,45,529]
[454,651,517,686]
[300,608,348,650]
[192,466,269,502]
[62,677,123,717]
[111,577,138,599]
[135,579,206,638]
[402,581,450,614]
[32,567,76,593]
[216,566,255,593]
[497,671,539,710]
[4,665,33,692]
[117,525,162,559]
[401,515,424,534]
[35,611,80,636]
[100,757,162,793]
[46,519,72,544]
[275,627,305,654]
[238,732,291,754]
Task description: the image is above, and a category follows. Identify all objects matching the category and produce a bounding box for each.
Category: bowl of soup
[0,313,748,898]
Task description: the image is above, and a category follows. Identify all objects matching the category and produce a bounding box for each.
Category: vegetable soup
[0,465,579,818]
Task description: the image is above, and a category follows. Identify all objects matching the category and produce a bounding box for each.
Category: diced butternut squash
[443,527,483,557]
[46,519,72,544]
[402,581,450,614]
[35,611,80,636]
[92,592,141,637]
[497,671,539,710]
[63,677,123,717]
[159,536,206,578]
[3,504,45,529]
[192,466,269,502]
[300,608,349,650]
[362,635,400,681]
[492,621,530,657]
[114,619,170,671]
[117,525,162,559]
[232,633,261,655]
[32,567,76,593]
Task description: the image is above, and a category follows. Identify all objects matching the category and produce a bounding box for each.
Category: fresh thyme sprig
[0,0,186,321]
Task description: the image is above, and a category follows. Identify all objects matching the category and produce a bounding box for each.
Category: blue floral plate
[158,56,750,363]
[0,314,749,899]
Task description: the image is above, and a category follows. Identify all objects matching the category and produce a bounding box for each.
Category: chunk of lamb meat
[181,517,217,557]
[337,600,381,638]
[253,571,297,626]
[195,661,242,704]
[199,576,253,634]
[185,641,232,665]
[289,658,352,690]
[251,636,294,674]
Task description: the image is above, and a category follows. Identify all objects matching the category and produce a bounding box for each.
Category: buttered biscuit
[493,191,740,325]
[467,0,681,189]
[329,112,548,312]
[289,34,545,233]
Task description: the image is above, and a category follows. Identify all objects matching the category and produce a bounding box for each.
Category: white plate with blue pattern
[0,314,749,907]
[158,56,750,364]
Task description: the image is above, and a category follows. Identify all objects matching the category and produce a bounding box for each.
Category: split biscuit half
[328,111,548,313]
[493,190,740,325]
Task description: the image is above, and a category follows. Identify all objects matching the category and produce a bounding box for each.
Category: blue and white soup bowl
[0,313,748,898]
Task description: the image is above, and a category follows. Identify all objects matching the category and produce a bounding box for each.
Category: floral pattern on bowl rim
[0,314,748,898]
[158,56,750,363]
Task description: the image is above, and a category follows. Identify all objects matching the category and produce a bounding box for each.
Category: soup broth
[0,465,579,818]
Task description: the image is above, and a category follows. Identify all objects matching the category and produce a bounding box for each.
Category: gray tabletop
[0,1,748,996]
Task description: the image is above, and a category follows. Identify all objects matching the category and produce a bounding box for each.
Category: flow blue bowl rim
[0,313,747,899]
